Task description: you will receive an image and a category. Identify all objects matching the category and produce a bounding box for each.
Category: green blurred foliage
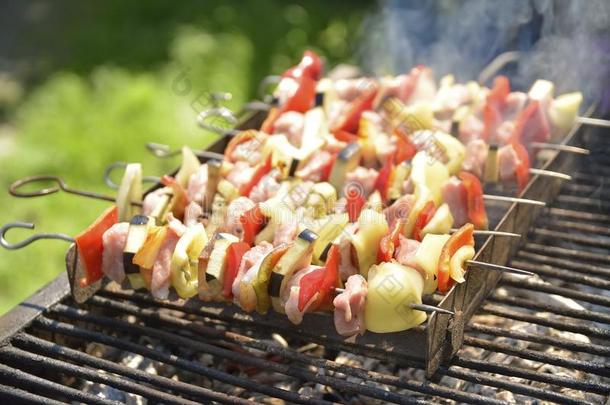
[0,1,371,314]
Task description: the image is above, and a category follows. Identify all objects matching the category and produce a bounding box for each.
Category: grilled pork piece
[296,150,334,182]
[224,197,255,237]
[383,194,414,229]
[101,222,129,283]
[142,187,170,216]
[283,265,322,325]
[461,139,488,179]
[232,241,274,311]
[226,161,257,191]
[441,177,469,227]
[395,235,420,268]
[345,166,378,198]
[151,215,186,299]
[186,163,208,203]
[273,111,305,148]
[333,274,367,337]
[249,172,280,203]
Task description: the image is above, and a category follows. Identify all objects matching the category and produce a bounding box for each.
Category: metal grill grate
[0,143,609,404]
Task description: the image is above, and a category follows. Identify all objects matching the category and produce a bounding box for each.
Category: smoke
[359,0,610,110]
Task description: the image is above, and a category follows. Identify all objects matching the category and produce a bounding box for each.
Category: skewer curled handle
[9,175,116,203]
[103,161,160,190]
[0,222,74,250]
[197,107,238,135]
[144,143,225,161]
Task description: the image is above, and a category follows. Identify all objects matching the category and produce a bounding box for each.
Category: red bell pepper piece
[75,205,119,287]
[377,219,406,263]
[374,158,394,201]
[319,153,337,182]
[333,130,359,143]
[458,171,489,230]
[283,50,323,80]
[331,83,378,134]
[394,131,417,163]
[512,141,531,192]
[346,189,366,223]
[512,100,550,149]
[240,205,267,246]
[239,155,272,197]
[482,76,510,142]
[437,223,475,293]
[223,241,251,298]
[412,200,437,242]
[298,244,340,312]
[282,74,317,113]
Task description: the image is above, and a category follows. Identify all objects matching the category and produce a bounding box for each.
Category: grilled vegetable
[123,215,153,289]
[458,171,488,230]
[217,179,239,202]
[133,225,168,289]
[75,205,118,287]
[269,229,317,312]
[240,205,268,246]
[377,219,406,263]
[374,158,394,201]
[175,147,201,189]
[365,262,426,333]
[240,155,272,197]
[387,161,411,202]
[203,160,222,211]
[205,194,227,239]
[420,203,454,236]
[528,79,554,104]
[450,245,475,283]
[434,131,466,175]
[548,92,583,135]
[222,241,250,299]
[512,141,531,192]
[437,223,475,293]
[331,83,378,134]
[171,223,208,298]
[311,213,349,265]
[412,201,436,242]
[253,244,291,314]
[350,209,389,277]
[298,244,340,312]
[116,163,142,222]
[199,232,239,301]
[484,144,499,183]
[305,182,337,218]
[328,143,361,194]
[414,233,450,294]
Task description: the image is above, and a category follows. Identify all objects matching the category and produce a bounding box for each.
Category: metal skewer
[466,260,534,276]
[530,142,590,155]
[0,222,74,250]
[333,288,455,315]
[574,116,610,128]
[145,143,225,161]
[197,107,239,136]
[455,229,521,238]
[528,168,572,181]
[9,175,143,206]
[483,195,546,206]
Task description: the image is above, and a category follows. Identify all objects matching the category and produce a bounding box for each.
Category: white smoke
[359,0,610,110]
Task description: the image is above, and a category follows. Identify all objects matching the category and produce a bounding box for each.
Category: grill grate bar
[561,183,610,199]
[87,293,608,405]
[501,276,610,307]
[0,362,119,405]
[531,228,610,250]
[98,289,427,369]
[510,259,610,289]
[450,356,610,397]
[516,250,610,278]
[480,303,610,340]
[523,242,610,266]
[440,365,598,405]
[0,383,66,405]
[463,336,610,378]
[0,345,202,405]
[540,218,610,237]
[45,304,427,405]
[87,294,552,405]
[11,333,247,405]
[32,316,332,405]
[468,322,610,357]
[555,194,610,209]
[546,207,610,224]
[487,294,610,325]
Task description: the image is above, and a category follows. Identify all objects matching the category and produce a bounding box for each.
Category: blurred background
[0,1,371,314]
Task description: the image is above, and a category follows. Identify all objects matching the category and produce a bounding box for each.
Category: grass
[0,1,370,314]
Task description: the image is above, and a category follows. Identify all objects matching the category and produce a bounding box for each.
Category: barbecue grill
[0,94,609,404]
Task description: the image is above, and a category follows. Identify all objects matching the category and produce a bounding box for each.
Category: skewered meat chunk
[345,166,378,198]
[441,177,469,227]
[395,235,421,268]
[296,150,334,182]
[186,164,208,203]
[101,222,129,283]
[283,265,322,325]
[224,197,255,237]
[232,241,274,311]
[461,139,488,179]
[333,274,367,336]
[151,215,186,299]
[273,111,305,148]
